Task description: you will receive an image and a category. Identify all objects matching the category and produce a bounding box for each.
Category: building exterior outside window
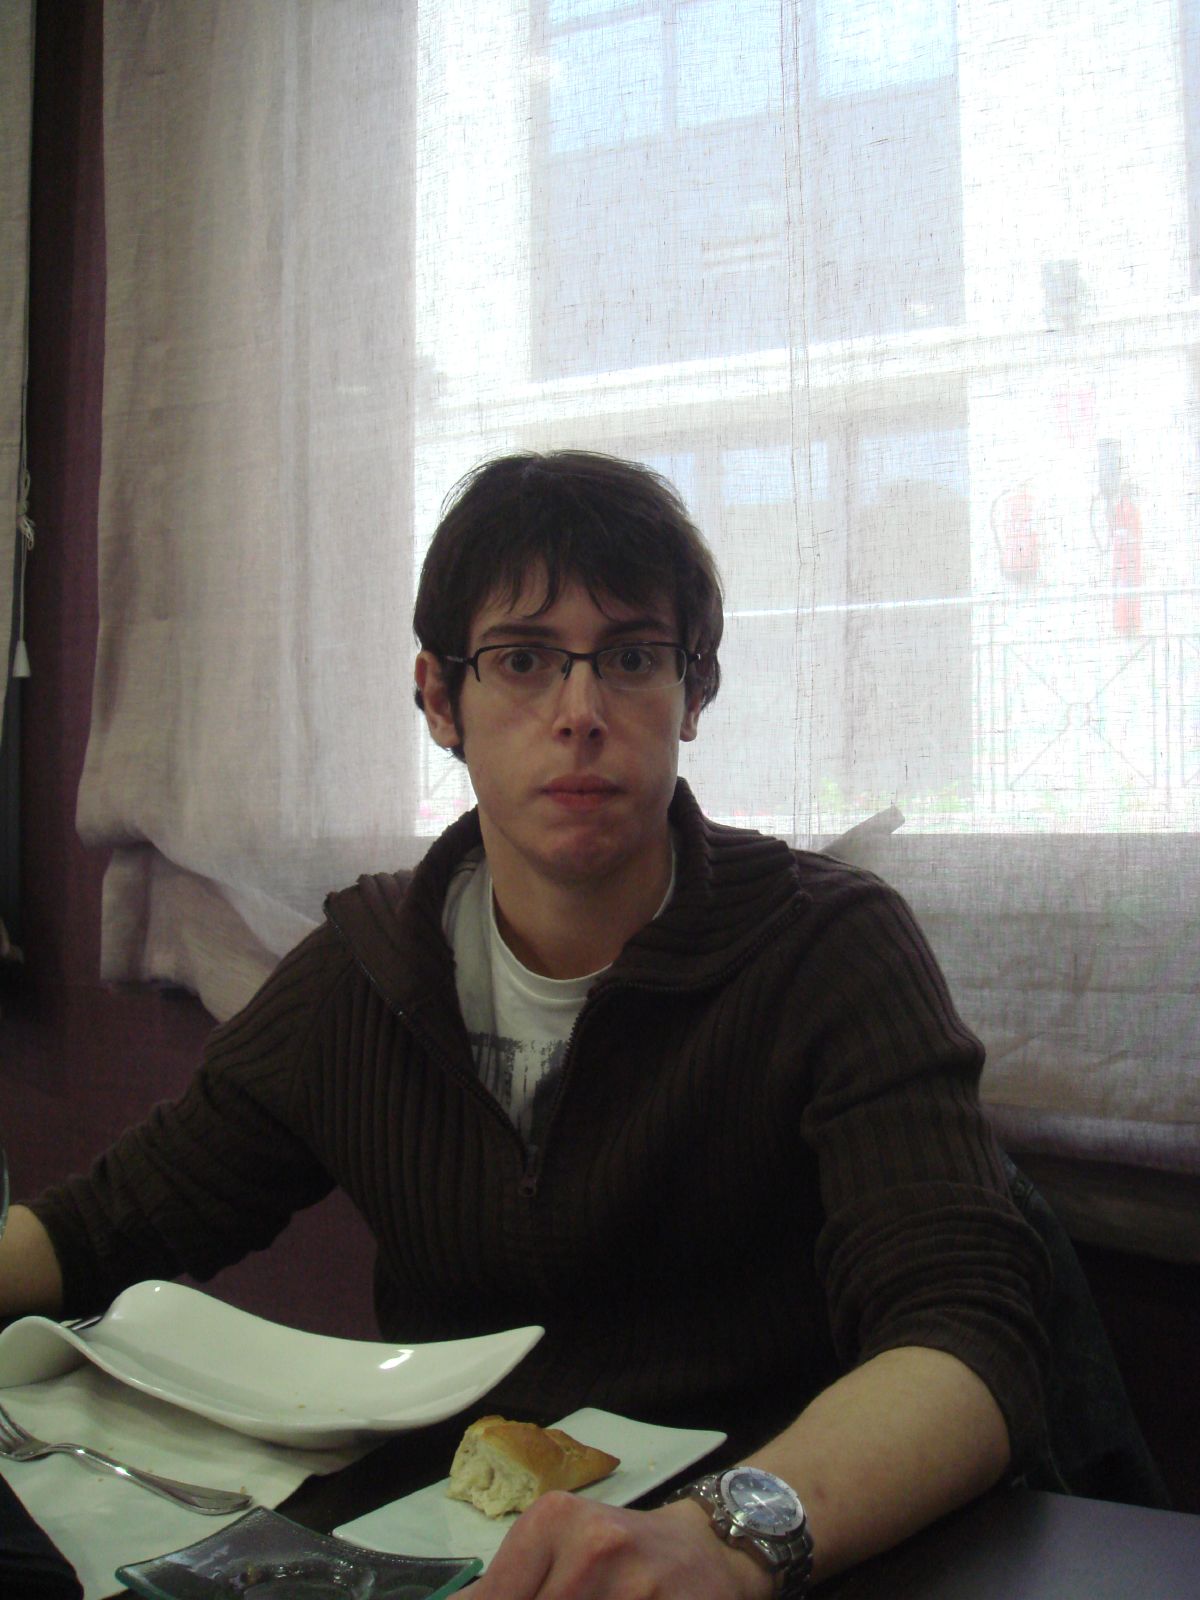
[413,0,1200,843]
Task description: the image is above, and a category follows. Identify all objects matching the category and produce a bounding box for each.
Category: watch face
[720,1468,804,1537]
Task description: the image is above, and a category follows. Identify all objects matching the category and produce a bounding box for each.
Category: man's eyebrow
[474,614,674,644]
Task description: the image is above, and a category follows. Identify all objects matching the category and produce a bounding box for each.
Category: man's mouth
[542,776,620,809]
[545,775,618,792]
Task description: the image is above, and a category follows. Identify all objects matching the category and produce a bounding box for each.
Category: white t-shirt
[442,843,676,1150]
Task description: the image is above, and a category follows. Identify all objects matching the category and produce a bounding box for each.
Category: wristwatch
[674,1466,814,1597]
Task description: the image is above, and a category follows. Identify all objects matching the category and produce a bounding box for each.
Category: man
[1,452,1048,1597]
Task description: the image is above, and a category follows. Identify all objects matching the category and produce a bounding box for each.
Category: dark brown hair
[414,451,723,755]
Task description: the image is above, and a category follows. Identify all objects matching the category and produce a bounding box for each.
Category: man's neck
[489,839,674,980]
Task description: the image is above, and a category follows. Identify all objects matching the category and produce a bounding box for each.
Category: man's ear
[414,652,462,750]
[680,686,703,743]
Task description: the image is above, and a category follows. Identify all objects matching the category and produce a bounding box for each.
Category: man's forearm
[475,1343,1015,1600]
[0,1205,65,1319]
[741,1344,1011,1583]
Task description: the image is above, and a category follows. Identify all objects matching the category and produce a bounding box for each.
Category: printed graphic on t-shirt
[469,1030,567,1146]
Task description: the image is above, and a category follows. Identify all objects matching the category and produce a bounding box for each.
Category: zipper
[517,995,595,1197]
[339,947,528,1164]
[333,883,808,1202]
[517,898,809,1198]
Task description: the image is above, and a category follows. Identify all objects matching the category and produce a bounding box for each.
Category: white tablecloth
[0,1366,367,1599]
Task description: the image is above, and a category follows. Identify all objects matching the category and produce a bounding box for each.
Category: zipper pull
[520,1145,540,1198]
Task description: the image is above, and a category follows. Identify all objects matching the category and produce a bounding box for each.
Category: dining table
[1,1292,1197,1600]
[280,1446,1200,1600]
[4,1394,1200,1598]
[812,1484,1200,1599]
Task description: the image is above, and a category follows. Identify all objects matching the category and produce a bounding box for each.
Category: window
[1183,0,1200,291]
[532,0,962,377]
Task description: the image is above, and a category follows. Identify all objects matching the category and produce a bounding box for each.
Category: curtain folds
[81,1,417,1016]
[81,1,1199,1256]
[1,0,35,731]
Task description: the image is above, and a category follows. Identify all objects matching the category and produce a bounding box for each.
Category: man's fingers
[472,1495,649,1599]
[463,1494,760,1600]
[470,1493,571,1598]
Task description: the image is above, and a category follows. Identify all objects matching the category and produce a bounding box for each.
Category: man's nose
[551,658,607,739]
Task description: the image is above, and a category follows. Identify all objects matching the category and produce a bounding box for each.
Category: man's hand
[0,1206,64,1320]
[469,1493,773,1600]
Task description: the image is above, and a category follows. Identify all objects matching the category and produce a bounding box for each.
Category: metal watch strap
[673,1471,814,1599]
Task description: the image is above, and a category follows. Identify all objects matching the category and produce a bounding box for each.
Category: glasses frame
[445,640,702,693]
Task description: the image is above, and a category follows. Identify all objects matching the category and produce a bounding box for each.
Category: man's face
[415,574,701,895]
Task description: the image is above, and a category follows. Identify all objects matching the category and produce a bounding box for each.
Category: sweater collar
[324,780,808,1018]
[608,779,809,987]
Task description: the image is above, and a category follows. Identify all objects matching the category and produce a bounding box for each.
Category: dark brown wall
[0,0,374,1341]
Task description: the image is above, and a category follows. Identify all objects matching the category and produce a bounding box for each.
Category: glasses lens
[477,646,564,691]
[596,644,685,689]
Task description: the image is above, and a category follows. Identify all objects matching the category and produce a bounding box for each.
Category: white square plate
[335,1408,727,1570]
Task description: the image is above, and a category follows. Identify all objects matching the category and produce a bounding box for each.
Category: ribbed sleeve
[30,923,353,1316]
[790,873,1050,1462]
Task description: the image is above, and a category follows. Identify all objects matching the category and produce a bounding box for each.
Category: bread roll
[446,1415,620,1517]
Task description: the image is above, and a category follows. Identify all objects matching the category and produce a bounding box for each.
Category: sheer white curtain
[82,0,418,1020]
[82,1,1199,1256]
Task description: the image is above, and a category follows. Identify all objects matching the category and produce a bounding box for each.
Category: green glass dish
[116,1507,482,1600]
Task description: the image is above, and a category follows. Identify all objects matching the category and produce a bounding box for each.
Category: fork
[0,1400,253,1515]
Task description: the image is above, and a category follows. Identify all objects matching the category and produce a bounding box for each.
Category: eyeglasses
[446,641,701,696]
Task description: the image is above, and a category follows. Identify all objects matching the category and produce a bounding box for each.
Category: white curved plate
[0,1281,543,1449]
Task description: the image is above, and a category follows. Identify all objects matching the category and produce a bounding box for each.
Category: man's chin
[536,823,649,887]
[540,842,625,888]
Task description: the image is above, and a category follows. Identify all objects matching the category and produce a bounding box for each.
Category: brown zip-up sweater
[33,782,1049,1466]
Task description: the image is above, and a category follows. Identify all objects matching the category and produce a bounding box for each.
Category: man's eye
[496,647,553,676]
[609,646,657,676]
